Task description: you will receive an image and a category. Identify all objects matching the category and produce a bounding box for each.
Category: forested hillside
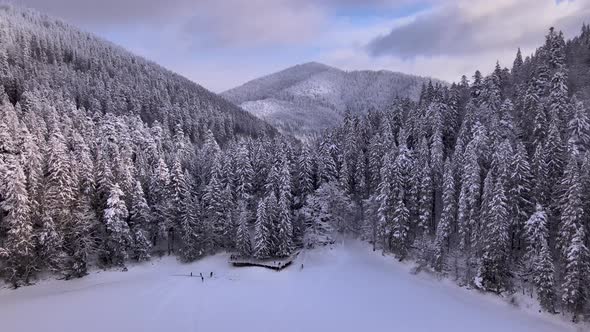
[0,5,290,285]
[222,62,441,139]
[310,26,590,321]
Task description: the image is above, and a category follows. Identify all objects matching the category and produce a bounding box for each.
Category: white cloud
[368,0,589,57]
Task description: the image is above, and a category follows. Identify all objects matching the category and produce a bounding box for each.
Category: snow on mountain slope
[222,62,442,139]
[0,240,577,332]
[223,62,335,105]
[241,98,342,139]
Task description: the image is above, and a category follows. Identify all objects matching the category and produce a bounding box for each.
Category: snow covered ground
[0,240,579,332]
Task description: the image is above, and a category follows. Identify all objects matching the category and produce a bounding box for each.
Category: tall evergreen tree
[235,200,252,257]
[253,197,272,259]
[561,227,590,321]
[0,159,36,287]
[103,184,131,267]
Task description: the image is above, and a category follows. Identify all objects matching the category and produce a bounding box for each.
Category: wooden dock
[229,251,300,271]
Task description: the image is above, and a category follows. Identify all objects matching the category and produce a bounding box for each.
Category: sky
[11,0,590,92]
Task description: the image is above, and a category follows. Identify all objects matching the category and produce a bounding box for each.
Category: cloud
[12,0,590,91]
[12,0,194,24]
[182,0,324,48]
[367,0,590,58]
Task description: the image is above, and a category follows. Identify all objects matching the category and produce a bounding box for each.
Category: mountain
[0,5,277,143]
[222,62,443,139]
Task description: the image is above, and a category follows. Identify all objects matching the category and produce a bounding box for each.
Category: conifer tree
[203,157,226,249]
[567,97,590,157]
[236,200,252,257]
[534,239,556,313]
[276,192,294,257]
[477,179,510,292]
[418,160,433,235]
[129,181,151,262]
[178,194,201,262]
[457,144,480,252]
[561,227,590,321]
[433,159,455,273]
[0,159,36,287]
[558,157,584,257]
[234,141,254,201]
[103,184,131,267]
[149,158,171,245]
[298,144,315,198]
[532,144,550,205]
[254,197,271,259]
[509,141,533,250]
[63,196,96,278]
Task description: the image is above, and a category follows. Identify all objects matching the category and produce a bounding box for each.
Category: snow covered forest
[1,4,590,324]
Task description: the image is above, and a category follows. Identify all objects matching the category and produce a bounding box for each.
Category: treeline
[311,26,590,321]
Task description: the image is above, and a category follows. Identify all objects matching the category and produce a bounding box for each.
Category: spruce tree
[477,179,510,292]
[0,159,36,287]
[63,196,97,278]
[298,144,315,198]
[236,200,252,257]
[433,159,455,273]
[178,194,201,262]
[129,181,152,262]
[103,184,131,267]
[558,157,584,258]
[276,192,294,257]
[254,197,271,259]
[567,97,590,157]
[149,158,171,245]
[534,238,556,313]
[561,227,590,321]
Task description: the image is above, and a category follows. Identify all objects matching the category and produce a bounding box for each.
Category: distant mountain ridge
[223,62,444,139]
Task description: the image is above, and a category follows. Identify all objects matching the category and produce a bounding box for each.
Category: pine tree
[298,144,315,198]
[477,178,510,293]
[178,194,201,262]
[509,141,533,251]
[433,159,455,273]
[234,141,254,201]
[0,159,36,287]
[302,184,336,248]
[37,214,63,273]
[523,204,555,312]
[546,116,566,182]
[532,144,550,205]
[317,141,338,184]
[534,237,556,313]
[567,97,590,157]
[275,192,294,257]
[558,157,584,258]
[62,196,96,278]
[149,158,171,245]
[235,200,252,257]
[129,181,151,262]
[168,156,188,252]
[44,124,75,233]
[524,204,549,265]
[548,70,569,126]
[561,227,590,321]
[103,184,131,267]
[203,157,226,249]
[254,197,271,259]
[417,160,433,235]
[457,143,480,252]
